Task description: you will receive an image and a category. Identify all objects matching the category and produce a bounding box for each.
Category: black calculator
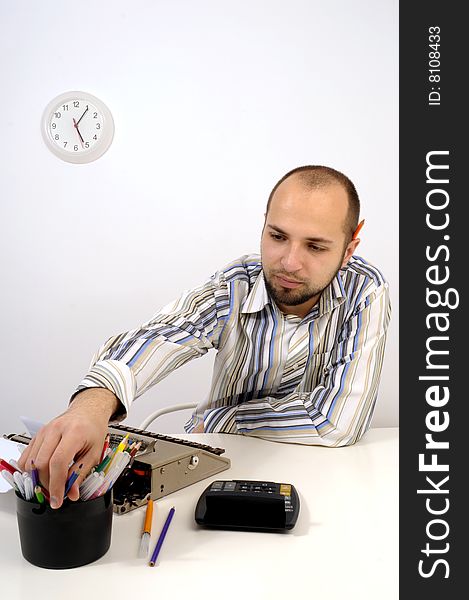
[195,480,300,532]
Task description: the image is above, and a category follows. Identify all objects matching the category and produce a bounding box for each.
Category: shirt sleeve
[71,269,231,421]
[201,283,391,447]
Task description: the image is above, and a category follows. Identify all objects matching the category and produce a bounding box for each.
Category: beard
[263,263,342,309]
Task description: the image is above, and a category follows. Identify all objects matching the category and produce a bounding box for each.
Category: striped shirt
[74,253,391,446]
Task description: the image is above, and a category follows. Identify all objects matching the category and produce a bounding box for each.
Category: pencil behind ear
[352,219,365,240]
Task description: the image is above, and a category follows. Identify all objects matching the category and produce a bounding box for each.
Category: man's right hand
[17,388,120,509]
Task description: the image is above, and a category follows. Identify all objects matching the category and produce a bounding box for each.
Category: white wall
[0,0,398,435]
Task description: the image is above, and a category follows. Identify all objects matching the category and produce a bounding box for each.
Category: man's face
[261,177,359,318]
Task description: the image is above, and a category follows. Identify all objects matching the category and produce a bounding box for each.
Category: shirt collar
[241,270,270,314]
[318,269,347,316]
[241,268,347,317]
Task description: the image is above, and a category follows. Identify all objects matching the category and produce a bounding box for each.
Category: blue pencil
[149,506,175,567]
[64,463,83,497]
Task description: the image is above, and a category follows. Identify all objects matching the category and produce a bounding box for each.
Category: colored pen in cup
[1,470,18,492]
[22,472,35,501]
[13,471,26,498]
[0,458,19,475]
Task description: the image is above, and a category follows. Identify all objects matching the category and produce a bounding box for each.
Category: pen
[139,498,154,558]
[352,219,365,240]
[1,469,18,492]
[13,471,26,498]
[23,472,35,501]
[149,506,175,567]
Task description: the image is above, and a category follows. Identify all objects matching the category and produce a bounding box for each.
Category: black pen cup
[16,489,113,569]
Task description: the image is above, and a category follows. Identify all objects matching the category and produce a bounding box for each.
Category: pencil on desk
[149,506,175,567]
[139,498,154,558]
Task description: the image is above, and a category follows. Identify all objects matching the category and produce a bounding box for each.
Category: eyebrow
[267,224,334,245]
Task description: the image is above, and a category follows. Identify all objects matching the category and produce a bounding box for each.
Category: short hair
[266,165,360,240]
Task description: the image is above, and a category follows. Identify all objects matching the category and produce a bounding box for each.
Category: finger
[40,434,77,509]
[33,429,63,491]
[17,434,40,471]
[67,448,103,501]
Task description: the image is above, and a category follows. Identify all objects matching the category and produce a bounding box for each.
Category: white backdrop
[0,0,398,435]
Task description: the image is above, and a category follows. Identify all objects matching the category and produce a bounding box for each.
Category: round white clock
[41,91,114,163]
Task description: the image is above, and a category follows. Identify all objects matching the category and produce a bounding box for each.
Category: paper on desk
[20,415,44,437]
[0,437,21,493]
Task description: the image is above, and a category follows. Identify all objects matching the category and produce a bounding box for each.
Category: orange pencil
[352,219,365,240]
[139,498,154,558]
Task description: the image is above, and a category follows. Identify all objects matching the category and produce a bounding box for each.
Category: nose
[280,243,303,273]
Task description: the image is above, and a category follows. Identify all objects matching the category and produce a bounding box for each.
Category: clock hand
[76,105,89,126]
[72,118,85,146]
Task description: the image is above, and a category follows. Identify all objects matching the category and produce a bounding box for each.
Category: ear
[341,238,360,268]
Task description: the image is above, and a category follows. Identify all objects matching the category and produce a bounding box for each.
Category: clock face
[42,91,114,163]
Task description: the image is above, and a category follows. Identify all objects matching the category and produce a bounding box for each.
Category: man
[19,165,391,508]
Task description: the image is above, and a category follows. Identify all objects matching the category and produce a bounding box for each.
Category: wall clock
[41,91,114,163]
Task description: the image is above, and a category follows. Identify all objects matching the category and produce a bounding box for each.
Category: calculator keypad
[209,480,294,512]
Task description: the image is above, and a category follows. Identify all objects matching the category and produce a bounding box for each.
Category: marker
[23,472,35,501]
[1,470,18,492]
[13,471,26,497]
[149,506,175,567]
[0,458,19,475]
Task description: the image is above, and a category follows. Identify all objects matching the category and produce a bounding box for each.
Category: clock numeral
[85,142,90,148]
[93,112,98,118]
[51,123,56,129]
[63,142,67,148]
[73,101,79,108]
[54,134,60,140]
[74,145,79,151]
[62,104,69,111]
[96,123,101,129]
[54,112,61,119]
[93,134,97,140]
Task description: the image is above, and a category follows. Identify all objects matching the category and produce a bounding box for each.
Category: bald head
[266,166,360,241]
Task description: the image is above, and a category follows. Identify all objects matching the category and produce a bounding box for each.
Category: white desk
[0,428,398,600]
